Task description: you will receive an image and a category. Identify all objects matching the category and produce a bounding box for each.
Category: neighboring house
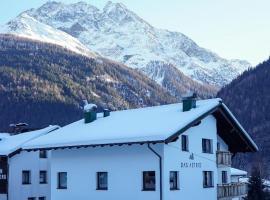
[0,126,59,200]
[19,97,257,200]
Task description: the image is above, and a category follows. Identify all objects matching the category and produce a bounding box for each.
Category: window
[97,172,108,190]
[28,198,35,200]
[170,171,179,190]
[203,171,214,188]
[40,171,47,184]
[222,171,228,184]
[22,170,31,184]
[202,139,213,154]
[57,172,67,189]
[39,197,46,200]
[181,135,189,151]
[39,150,47,158]
[217,142,220,151]
[143,171,156,191]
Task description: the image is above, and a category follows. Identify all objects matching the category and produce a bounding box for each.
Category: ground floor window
[57,172,67,189]
[40,171,47,184]
[203,171,214,188]
[97,172,108,190]
[222,171,228,184]
[39,197,46,200]
[143,171,156,191]
[22,170,31,185]
[28,198,35,200]
[170,171,179,190]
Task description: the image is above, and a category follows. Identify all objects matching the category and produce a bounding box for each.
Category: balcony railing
[217,183,247,199]
[216,151,232,166]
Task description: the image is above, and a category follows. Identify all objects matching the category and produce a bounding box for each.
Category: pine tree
[246,166,269,200]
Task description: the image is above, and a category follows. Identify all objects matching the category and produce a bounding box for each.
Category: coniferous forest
[218,58,270,177]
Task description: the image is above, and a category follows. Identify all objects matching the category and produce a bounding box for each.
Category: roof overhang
[165,101,258,153]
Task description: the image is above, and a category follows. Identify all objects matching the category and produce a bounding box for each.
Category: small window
[203,171,214,188]
[181,135,189,151]
[39,197,46,200]
[222,171,228,184]
[202,139,213,154]
[40,171,47,184]
[22,170,31,185]
[97,172,108,190]
[170,171,179,190]
[217,142,220,151]
[143,171,156,191]
[57,172,67,189]
[39,150,47,158]
[28,198,35,200]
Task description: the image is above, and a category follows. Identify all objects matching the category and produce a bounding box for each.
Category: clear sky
[1,0,270,66]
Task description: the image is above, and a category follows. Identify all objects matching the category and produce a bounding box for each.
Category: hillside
[218,58,270,176]
[0,34,176,132]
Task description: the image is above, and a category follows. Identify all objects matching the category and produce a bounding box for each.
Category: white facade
[8,151,51,200]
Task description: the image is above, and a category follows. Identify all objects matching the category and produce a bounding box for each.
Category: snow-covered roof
[0,126,59,156]
[231,168,248,176]
[22,98,258,152]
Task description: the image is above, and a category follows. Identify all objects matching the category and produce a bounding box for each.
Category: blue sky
[1,0,270,65]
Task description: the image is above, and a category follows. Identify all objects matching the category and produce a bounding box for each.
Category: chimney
[83,101,97,123]
[182,93,197,112]
[103,109,110,117]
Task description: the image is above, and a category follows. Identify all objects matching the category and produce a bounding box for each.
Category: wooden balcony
[216,151,232,166]
[218,183,247,199]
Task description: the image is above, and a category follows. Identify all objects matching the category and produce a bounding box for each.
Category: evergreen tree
[246,166,269,200]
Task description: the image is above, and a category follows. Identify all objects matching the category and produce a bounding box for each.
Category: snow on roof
[0,125,59,156]
[0,133,10,139]
[231,168,248,176]
[23,99,221,149]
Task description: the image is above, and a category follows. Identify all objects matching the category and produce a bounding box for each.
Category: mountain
[0,1,250,95]
[218,58,270,177]
[0,12,96,58]
[0,34,177,132]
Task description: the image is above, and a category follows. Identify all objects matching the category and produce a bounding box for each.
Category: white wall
[50,144,163,200]
[163,115,218,200]
[8,151,51,200]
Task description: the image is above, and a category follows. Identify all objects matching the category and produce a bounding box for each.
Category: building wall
[163,115,218,200]
[50,144,163,200]
[8,151,51,200]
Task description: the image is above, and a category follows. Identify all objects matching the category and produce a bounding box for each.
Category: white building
[0,126,59,200]
[6,97,258,200]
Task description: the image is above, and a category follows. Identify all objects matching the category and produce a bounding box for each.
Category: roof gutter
[147,143,162,200]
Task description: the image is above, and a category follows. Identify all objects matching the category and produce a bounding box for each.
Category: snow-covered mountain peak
[1,1,252,88]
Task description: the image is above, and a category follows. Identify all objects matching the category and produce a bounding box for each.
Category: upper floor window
[222,171,228,184]
[170,171,179,190]
[203,171,214,188]
[202,139,213,154]
[143,171,156,191]
[40,171,47,184]
[97,172,108,190]
[181,135,189,151]
[28,198,35,200]
[57,172,67,189]
[22,170,31,185]
[39,150,47,158]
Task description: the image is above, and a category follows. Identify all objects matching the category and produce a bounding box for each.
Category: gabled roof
[22,98,258,153]
[0,125,59,156]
